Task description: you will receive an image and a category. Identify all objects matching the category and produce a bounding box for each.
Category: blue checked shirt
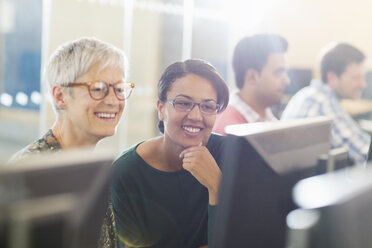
[281,79,370,166]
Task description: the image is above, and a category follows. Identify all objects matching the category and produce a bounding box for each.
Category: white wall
[2,0,372,161]
[268,0,372,70]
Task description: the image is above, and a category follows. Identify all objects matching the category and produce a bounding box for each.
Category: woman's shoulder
[114,142,143,165]
[136,137,162,160]
[112,143,144,181]
[113,137,161,170]
[207,133,227,146]
[8,130,62,163]
[112,138,163,182]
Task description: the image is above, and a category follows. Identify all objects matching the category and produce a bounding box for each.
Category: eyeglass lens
[89,81,132,100]
[172,97,218,114]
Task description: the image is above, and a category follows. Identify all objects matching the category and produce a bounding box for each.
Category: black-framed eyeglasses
[62,80,134,100]
[166,97,220,115]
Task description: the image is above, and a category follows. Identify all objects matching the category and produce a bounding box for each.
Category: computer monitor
[367,135,372,162]
[0,149,114,248]
[211,116,332,248]
[316,146,353,173]
[287,163,372,248]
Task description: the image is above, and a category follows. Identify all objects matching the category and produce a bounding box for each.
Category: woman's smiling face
[157,73,218,149]
[60,64,125,142]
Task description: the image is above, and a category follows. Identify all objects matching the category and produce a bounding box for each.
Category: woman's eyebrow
[174,94,192,99]
[98,78,125,84]
[174,94,217,102]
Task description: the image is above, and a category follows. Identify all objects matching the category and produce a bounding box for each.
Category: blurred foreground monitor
[288,163,372,248]
[211,116,346,248]
[0,149,114,248]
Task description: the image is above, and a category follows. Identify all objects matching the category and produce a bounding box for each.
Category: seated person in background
[10,37,134,248]
[281,42,370,166]
[213,33,290,135]
[111,59,229,248]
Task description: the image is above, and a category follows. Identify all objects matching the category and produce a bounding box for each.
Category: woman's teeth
[183,126,201,133]
[96,113,115,118]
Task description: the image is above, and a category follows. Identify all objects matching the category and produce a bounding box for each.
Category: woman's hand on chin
[179,144,221,205]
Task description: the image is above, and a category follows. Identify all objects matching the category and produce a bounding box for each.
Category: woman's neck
[51,119,98,150]
[141,136,184,172]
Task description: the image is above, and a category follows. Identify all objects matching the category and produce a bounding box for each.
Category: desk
[341,99,372,116]
[359,119,372,135]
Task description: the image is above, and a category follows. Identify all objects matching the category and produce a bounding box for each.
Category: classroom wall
[272,0,372,71]
[1,0,372,162]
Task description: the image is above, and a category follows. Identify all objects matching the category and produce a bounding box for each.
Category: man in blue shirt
[282,42,370,166]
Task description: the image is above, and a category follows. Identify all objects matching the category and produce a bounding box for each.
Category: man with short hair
[281,42,370,166]
[213,34,290,135]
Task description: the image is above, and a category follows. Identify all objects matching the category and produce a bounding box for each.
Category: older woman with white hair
[10,37,134,248]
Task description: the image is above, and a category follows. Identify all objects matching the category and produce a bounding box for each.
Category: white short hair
[45,37,128,111]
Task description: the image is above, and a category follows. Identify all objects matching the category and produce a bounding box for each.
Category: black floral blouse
[9,129,62,161]
[9,129,118,248]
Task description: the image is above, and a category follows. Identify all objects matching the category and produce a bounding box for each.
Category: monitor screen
[288,164,372,248]
[0,149,114,248]
[211,116,332,248]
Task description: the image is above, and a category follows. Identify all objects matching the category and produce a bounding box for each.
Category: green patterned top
[9,129,62,161]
